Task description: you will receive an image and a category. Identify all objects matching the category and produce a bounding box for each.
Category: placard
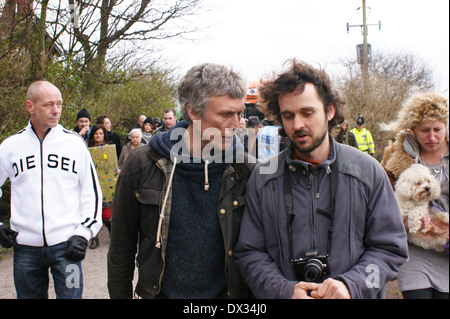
[89,144,119,202]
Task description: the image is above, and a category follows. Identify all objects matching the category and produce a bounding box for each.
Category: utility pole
[347,0,381,76]
[347,0,381,115]
[362,0,368,75]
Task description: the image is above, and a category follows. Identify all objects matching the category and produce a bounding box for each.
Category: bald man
[0,81,102,299]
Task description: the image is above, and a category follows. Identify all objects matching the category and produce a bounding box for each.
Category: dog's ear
[430,175,441,199]
[394,175,414,200]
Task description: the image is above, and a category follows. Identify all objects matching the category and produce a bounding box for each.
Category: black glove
[64,235,88,261]
[0,224,18,248]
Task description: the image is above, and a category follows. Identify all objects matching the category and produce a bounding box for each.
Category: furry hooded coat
[381,132,417,186]
[381,130,449,250]
[381,130,449,203]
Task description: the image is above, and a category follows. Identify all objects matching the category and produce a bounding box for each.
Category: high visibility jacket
[350,127,375,155]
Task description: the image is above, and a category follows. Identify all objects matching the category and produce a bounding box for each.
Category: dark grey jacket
[107,144,255,299]
[234,138,408,299]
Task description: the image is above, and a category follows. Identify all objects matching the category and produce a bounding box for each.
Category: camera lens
[303,259,324,282]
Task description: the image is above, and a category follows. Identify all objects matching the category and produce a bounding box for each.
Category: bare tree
[337,51,437,160]
[0,0,47,79]
[1,0,207,79]
[45,0,206,75]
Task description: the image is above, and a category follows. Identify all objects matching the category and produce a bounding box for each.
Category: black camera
[292,255,330,283]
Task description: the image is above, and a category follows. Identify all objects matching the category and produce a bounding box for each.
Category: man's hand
[292,279,351,299]
[291,281,320,299]
[0,223,18,248]
[78,126,89,137]
[64,235,88,261]
[310,278,351,299]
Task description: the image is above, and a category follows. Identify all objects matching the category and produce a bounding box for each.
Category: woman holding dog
[381,92,449,299]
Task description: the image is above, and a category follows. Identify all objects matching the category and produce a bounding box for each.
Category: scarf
[150,120,242,298]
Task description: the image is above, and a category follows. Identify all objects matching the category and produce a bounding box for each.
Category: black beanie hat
[143,116,155,128]
[77,108,91,121]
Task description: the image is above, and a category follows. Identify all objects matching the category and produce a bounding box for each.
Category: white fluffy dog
[395,164,448,252]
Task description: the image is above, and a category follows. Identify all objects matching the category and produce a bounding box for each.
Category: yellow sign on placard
[89,144,119,202]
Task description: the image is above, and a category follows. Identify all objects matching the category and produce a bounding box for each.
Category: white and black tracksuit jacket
[0,122,102,247]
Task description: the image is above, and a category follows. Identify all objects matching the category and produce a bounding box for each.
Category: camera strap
[284,155,338,262]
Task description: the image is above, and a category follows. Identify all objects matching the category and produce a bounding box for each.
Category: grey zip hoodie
[234,137,408,299]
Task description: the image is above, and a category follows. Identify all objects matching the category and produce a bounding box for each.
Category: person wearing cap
[350,115,375,156]
[153,117,162,129]
[244,116,262,159]
[73,108,92,145]
[141,116,155,144]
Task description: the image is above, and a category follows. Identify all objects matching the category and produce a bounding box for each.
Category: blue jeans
[13,242,83,299]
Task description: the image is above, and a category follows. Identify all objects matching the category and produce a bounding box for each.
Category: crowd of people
[0,60,448,300]
[70,106,180,249]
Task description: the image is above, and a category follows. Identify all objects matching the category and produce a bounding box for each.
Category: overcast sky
[159,0,449,96]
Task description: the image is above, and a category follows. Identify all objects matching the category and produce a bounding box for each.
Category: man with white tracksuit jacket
[234,60,408,299]
[0,81,102,299]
